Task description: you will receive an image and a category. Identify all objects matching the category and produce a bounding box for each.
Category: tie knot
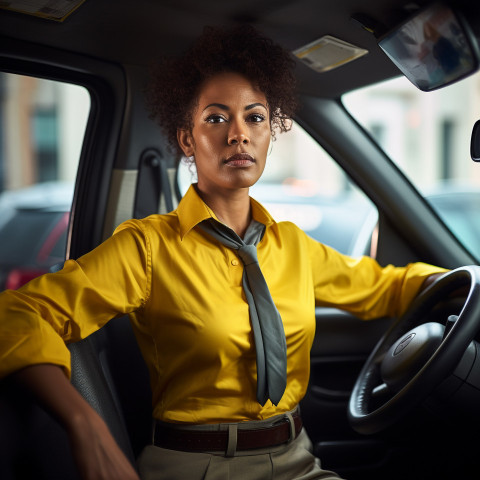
[237,244,258,265]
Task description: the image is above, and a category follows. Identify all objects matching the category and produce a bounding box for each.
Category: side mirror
[471,120,480,162]
[378,3,480,91]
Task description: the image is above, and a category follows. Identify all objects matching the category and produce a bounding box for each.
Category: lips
[224,153,255,167]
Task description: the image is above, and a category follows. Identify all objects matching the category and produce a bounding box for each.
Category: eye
[248,113,266,123]
[205,114,226,124]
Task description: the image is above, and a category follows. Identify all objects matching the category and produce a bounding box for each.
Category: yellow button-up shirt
[0,185,446,423]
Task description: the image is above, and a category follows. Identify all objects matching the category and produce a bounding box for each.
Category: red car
[0,182,72,290]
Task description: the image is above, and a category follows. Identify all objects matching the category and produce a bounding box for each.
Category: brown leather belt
[153,412,303,453]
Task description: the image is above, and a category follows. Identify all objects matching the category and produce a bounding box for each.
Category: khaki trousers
[137,427,345,480]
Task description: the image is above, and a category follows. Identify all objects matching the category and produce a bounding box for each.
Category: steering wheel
[348,265,480,435]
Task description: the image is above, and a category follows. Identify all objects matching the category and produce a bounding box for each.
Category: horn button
[381,322,445,391]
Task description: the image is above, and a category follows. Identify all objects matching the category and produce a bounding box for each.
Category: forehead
[197,72,267,107]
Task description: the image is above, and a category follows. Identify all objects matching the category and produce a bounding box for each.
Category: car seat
[68,313,153,464]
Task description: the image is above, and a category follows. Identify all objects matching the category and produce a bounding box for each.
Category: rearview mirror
[471,120,480,162]
[378,3,480,91]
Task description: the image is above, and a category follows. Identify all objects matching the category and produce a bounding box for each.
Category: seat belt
[152,153,174,214]
[134,148,178,218]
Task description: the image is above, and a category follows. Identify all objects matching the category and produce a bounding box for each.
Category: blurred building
[0,73,89,193]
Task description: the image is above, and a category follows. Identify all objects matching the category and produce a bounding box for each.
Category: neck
[195,185,252,238]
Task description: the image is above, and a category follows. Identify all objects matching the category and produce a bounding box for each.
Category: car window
[343,73,480,260]
[177,121,378,257]
[0,73,90,290]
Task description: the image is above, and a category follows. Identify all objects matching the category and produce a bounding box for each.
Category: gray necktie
[199,218,287,406]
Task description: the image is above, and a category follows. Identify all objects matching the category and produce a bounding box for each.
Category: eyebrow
[203,102,267,112]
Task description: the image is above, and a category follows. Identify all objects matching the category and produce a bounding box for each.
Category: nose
[228,119,250,145]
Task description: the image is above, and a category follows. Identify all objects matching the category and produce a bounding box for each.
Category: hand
[420,272,445,292]
[14,365,140,480]
[68,409,140,480]
[421,271,468,298]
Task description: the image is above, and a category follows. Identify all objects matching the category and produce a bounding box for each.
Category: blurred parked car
[253,182,480,260]
[0,182,72,290]
[251,182,378,256]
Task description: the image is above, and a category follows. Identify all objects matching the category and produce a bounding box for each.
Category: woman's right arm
[0,223,151,380]
[14,364,140,480]
[1,222,151,479]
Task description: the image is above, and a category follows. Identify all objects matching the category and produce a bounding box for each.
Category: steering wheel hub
[381,323,444,392]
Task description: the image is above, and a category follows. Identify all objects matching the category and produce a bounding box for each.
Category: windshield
[343,72,480,260]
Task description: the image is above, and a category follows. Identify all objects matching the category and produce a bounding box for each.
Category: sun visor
[0,0,86,22]
[293,35,368,73]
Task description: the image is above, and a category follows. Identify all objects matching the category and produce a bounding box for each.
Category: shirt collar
[177,184,276,240]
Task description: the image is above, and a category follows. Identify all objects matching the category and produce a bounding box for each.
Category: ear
[177,129,195,157]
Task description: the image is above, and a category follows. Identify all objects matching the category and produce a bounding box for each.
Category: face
[177,72,271,196]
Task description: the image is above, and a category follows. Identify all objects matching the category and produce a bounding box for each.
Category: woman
[0,25,446,479]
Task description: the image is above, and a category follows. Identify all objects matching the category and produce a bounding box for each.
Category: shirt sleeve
[304,233,448,319]
[0,219,151,380]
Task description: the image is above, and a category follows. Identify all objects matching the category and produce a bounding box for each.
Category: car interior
[2,0,480,478]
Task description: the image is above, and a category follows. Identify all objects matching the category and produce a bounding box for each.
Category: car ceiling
[1,0,478,99]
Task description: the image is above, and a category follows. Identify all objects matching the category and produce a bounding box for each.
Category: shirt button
[231,259,239,266]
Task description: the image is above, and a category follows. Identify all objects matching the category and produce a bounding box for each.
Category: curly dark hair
[146,25,297,158]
